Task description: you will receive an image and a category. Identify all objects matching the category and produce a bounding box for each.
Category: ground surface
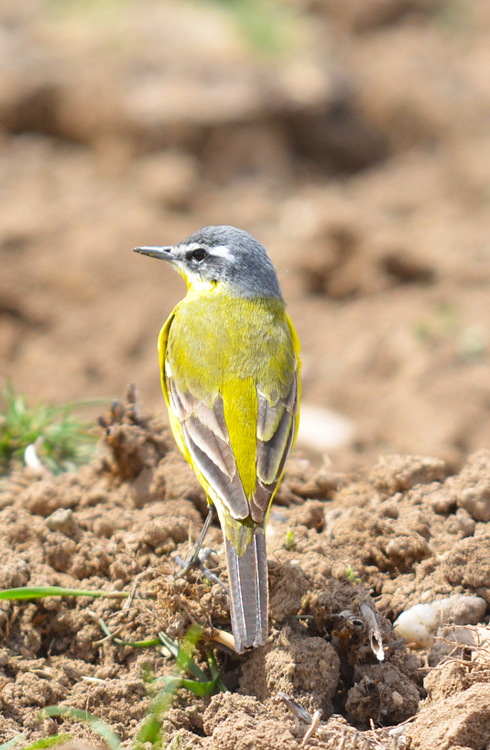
[2,0,490,748]
[2,397,490,748]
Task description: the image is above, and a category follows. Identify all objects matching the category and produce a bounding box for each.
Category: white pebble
[394,595,487,648]
[296,403,355,452]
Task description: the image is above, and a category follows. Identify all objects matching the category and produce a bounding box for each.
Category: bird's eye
[191,248,208,262]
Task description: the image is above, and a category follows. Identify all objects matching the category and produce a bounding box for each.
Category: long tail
[223,524,268,653]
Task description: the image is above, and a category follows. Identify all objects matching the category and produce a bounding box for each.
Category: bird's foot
[176,546,228,593]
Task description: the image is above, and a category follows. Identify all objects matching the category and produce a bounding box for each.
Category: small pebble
[45,508,75,536]
[394,594,487,648]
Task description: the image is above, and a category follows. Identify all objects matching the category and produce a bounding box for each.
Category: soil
[2,0,490,748]
[1,396,490,747]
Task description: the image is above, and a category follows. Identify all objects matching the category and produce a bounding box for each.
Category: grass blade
[134,714,165,748]
[134,625,205,748]
[206,651,227,693]
[156,676,216,696]
[174,624,204,672]
[158,629,208,681]
[0,587,129,601]
[0,382,102,475]
[157,630,181,660]
[19,734,72,750]
[0,735,25,750]
[38,708,120,750]
[95,615,161,648]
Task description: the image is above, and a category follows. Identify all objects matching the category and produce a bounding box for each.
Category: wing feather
[193,400,229,443]
[167,365,299,524]
[167,371,250,519]
[250,372,299,523]
[175,386,200,415]
[168,378,188,422]
[284,371,299,415]
[182,425,249,519]
[184,414,236,478]
[257,392,284,442]
[256,408,293,484]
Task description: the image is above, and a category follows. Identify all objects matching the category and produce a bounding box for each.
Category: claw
[176,547,228,593]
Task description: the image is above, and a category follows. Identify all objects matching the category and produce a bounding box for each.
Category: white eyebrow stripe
[178,242,234,261]
[209,245,233,260]
[178,242,202,252]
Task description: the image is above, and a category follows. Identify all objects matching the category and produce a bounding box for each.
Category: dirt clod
[269,563,309,622]
[345,663,420,725]
[239,625,340,715]
[451,451,490,522]
[406,684,490,750]
[370,455,449,496]
[444,537,490,589]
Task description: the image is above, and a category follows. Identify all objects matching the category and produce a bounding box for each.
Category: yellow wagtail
[134,225,300,652]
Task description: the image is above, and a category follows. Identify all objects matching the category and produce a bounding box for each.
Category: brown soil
[2,0,490,747]
[2,396,490,747]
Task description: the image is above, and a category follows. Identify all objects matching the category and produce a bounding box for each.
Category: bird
[133,225,300,653]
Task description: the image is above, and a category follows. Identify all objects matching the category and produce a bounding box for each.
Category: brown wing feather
[168,375,250,520]
[184,415,236,478]
[250,372,299,523]
[182,424,249,519]
[167,367,298,525]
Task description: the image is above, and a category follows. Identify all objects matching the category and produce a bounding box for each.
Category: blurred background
[1,0,490,471]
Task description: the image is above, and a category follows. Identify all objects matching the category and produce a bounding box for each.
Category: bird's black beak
[133,246,177,262]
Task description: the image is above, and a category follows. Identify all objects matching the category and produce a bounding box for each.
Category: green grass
[213,0,300,54]
[189,0,302,55]
[0,737,26,750]
[0,735,72,750]
[0,586,130,601]
[38,709,120,750]
[0,589,225,749]
[345,565,361,585]
[26,626,224,750]
[134,625,216,749]
[0,382,104,475]
[285,528,295,550]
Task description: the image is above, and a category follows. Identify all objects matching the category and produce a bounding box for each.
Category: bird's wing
[167,375,252,520]
[159,309,300,525]
[249,314,301,522]
[249,367,299,523]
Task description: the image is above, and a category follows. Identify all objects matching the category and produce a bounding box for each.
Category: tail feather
[224,526,268,653]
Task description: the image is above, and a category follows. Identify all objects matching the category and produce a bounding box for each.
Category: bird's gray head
[133,225,283,300]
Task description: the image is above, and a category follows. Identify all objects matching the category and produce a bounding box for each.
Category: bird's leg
[179,505,215,572]
[175,506,228,592]
[191,547,228,592]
